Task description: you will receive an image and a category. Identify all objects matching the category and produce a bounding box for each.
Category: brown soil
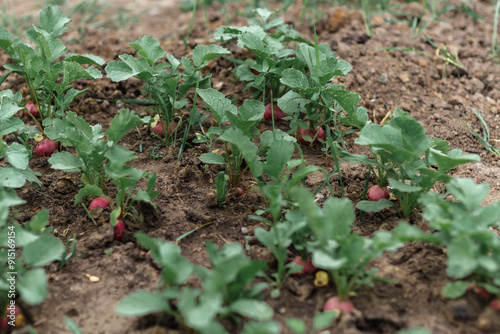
[2,0,500,333]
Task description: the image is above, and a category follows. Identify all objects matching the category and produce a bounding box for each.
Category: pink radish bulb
[35,139,58,157]
[290,256,317,277]
[324,296,355,313]
[264,104,288,121]
[24,103,39,118]
[490,298,500,310]
[236,187,244,196]
[89,197,110,210]
[367,185,390,201]
[151,120,176,138]
[113,221,125,240]
[297,127,325,145]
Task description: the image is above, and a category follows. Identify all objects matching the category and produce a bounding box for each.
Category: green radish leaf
[200,153,226,165]
[23,234,64,267]
[323,197,354,239]
[388,178,422,193]
[356,199,395,213]
[64,53,105,66]
[135,233,193,285]
[105,54,154,82]
[288,165,321,186]
[48,152,83,173]
[286,318,306,334]
[229,299,274,321]
[226,99,265,134]
[74,185,105,205]
[6,142,29,170]
[17,268,48,305]
[312,249,346,270]
[0,96,23,120]
[242,320,281,334]
[277,90,309,115]
[446,236,478,278]
[263,140,294,181]
[430,148,480,173]
[129,35,165,65]
[313,311,339,331]
[38,5,71,36]
[192,44,230,68]
[106,108,143,143]
[280,68,310,91]
[64,316,84,334]
[196,88,234,125]
[63,61,102,85]
[178,288,223,330]
[25,209,50,233]
[0,167,26,188]
[220,127,263,178]
[115,290,170,316]
[0,118,23,136]
[104,145,136,179]
[0,188,25,227]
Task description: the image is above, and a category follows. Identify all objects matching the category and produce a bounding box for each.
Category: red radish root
[297,127,325,145]
[324,296,355,313]
[367,185,390,201]
[35,139,58,157]
[113,221,125,240]
[264,104,288,122]
[89,197,110,210]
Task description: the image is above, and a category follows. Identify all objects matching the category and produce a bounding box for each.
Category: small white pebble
[315,194,324,199]
[241,227,248,234]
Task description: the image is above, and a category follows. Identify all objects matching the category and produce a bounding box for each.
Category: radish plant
[345,109,479,218]
[74,167,158,240]
[395,178,500,300]
[290,186,402,302]
[277,42,367,146]
[1,208,64,311]
[214,8,309,105]
[105,35,230,149]
[218,127,322,293]
[0,90,41,188]
[45,109,145,188]
[0,5,104,130]
[115,233,273,333]
[197,88,265,187]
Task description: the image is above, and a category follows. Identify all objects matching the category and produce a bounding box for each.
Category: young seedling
[46,109,145,188]
[0,209,64,310]
[397,178,500,301]
[215,172,228,207]
[0,6,105,132]
[214,8,309,106]
[197,89,265,187]
[106,35,230,157]
[0,90,41,188]
[290,186,402,302]
[277,41,367,146]
[115,234,273,333]
[343,109,479,218]
[74,167,159,241]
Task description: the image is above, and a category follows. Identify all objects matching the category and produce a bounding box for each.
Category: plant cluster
[115,233,276,334]
[0,2,497,333]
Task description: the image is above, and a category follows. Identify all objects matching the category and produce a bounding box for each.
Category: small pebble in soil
[241,227,248,234]
[452,303,471,320]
